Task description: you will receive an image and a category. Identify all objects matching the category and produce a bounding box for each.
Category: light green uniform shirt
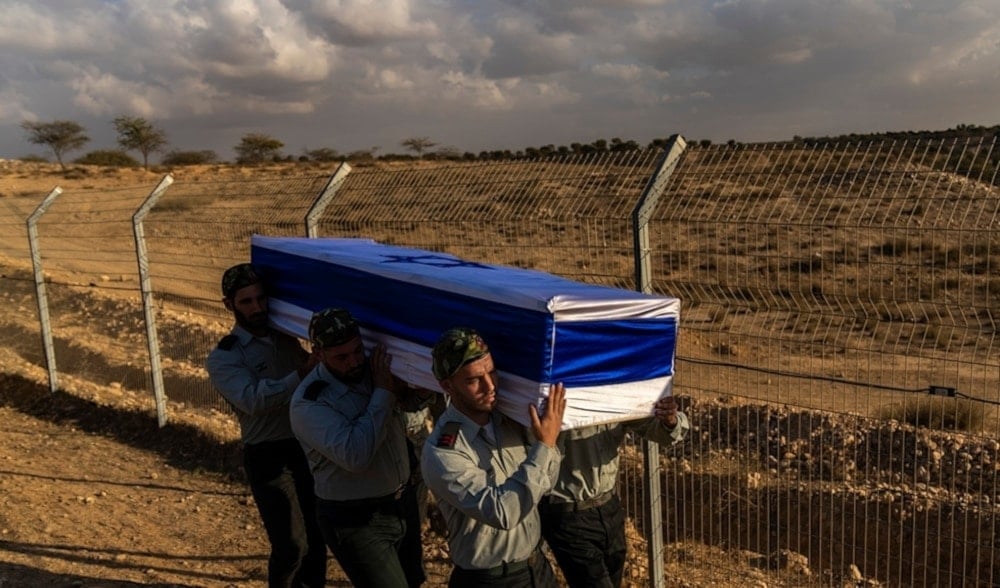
[422,404,561,570]
[205,325,306,445]
[289,362,410,501]
[549,411,689,503]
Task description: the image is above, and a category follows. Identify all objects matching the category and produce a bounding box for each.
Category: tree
[113,115,167,170]
[235,133,284,164]
[400,136,437,156]
[20,119,90,171]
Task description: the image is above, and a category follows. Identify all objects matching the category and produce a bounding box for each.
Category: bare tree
[400,136,437,156]
[113,115,168,170]
[21,120,90,171]
[235,133,284,164]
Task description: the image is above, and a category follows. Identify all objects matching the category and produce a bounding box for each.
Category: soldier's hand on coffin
[370,343,395,393]
[653,395,679,429]
[530,382,567,448]
[297,349,321,380]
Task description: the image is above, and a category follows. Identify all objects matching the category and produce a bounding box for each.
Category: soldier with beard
[205,263,326,588]
[289,307,430,588]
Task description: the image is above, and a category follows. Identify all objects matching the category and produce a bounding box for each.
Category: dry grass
[876,396,985,431]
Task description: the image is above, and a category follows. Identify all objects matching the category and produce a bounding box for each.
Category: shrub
[18,154,49,163]
[74,149,139,167]
[162,150,219,166]
[304,147,340,162]
[878,396,983,431]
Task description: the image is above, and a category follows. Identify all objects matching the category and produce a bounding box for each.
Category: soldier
[422,327,566,587]
[289,307,430,587]
[540,397,690,587]
[205,263,326,588]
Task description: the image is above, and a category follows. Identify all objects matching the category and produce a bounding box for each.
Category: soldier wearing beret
[421,327,566,587]
[205,263,326,588]
[289,307,431,587]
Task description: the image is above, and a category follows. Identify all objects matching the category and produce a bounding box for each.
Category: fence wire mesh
[653,138,1000,586]
[141,171,337,411]
[0,193,45,367]
[315,152,665,288]
[28,186,154,395]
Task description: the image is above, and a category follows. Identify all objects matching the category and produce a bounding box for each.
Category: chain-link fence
[653,138,1000,586]
[137,170,342,416]
[0,192,44,366]
[1,136,998,586]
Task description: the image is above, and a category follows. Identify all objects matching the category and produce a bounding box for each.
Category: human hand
[653,395,679,429]
[530,382,567,447]
[297,350,321,380]
[370,343,395,392]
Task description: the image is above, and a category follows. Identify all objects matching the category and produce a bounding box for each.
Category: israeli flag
[251,235,679,429]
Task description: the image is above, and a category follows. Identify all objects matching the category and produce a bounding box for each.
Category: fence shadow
[0,373,242,477]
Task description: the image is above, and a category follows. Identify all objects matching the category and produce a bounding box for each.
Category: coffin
[251,235,680,429]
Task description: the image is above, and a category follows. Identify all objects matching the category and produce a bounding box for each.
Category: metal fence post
[305,162,352,237]
[631,135,687,588]
[26,187,63,393]
[132,174,175,427]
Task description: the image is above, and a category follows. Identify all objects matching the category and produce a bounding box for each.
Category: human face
[319,336,367,384]
[226,283,268,334]
[439,354,497,425]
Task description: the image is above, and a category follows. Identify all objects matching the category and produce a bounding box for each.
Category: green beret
[309,307,361,349]
[432,327,490,380]
[221,263,261,298]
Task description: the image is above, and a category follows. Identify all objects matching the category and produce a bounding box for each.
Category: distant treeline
[18,117,1000,183]
[792,123,1000,147]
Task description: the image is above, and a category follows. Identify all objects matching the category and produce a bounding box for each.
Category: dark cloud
[0,0,996,160]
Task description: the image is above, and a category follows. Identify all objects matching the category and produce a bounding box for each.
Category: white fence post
[632,135,687,588]
[133,174,175,427]
[26,187,63,393]
[306,162,352,237]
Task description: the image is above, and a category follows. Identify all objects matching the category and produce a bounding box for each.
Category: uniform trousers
[539,493,627,588]
[243,438,327,588]
[316,485,425,588]
[448,547,557,588]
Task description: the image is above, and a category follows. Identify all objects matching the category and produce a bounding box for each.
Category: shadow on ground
[0,540,258,588]
[0,560,186,588]
[0,373,241,478]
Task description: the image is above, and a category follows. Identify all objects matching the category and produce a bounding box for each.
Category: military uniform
[540,412,690,587]
[422,403,562,587]
[206,324,326,588]
[290,307,426,588]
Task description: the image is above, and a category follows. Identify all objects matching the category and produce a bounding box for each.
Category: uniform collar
[442,404,502,443]
[230,324,266,347]
[315,362,369,397]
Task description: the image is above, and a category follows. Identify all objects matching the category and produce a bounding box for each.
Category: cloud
[300,0,439,44]
[0,2,114,54]
[0,0,997,159]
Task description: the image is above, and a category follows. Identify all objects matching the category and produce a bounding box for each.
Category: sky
[1,0,998,162]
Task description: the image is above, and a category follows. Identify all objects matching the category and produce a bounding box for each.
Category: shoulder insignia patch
[436,421,461,449]
[217,335,238,351]
[303,380,328,401]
